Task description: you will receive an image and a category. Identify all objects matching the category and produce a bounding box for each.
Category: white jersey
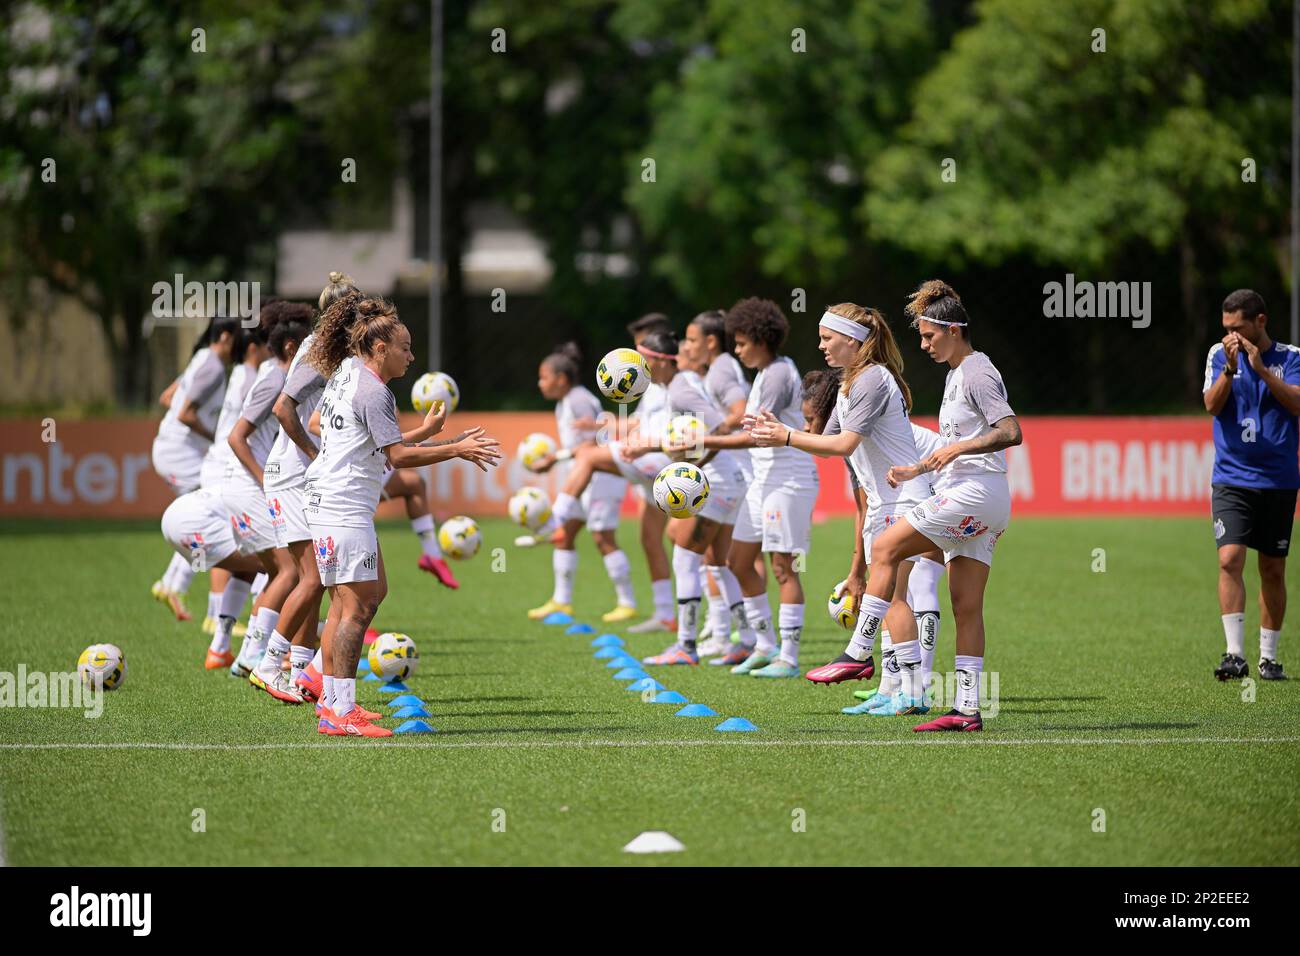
[155,347,227,455]
[826,365,931,513]
[200,362,254,487]
[264,333,325,492]
[223,358,286,494]
[938,352,1016,477]
[557,384,626,499]
[667,369,743,476]
[634,381,671,444]
[746,356,818,488]
[304,358,404,528]
[705,353,749,411]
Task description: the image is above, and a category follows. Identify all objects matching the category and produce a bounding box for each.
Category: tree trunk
[1180,228,1208,400]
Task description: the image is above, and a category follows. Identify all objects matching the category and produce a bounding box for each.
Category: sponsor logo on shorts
[1214,518,1226,540]
[264,461,280,477]
[765,508,782,525]
[883,514,900,528]
[314,535,338,572]
[306,491,322,513]
[1278,538,1289,551]
[943,515,989,539]
[231,512,255,537]
[266,497,286,528]
[180,532,204,550]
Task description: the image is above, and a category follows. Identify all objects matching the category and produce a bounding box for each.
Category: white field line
[0,736,1297,752]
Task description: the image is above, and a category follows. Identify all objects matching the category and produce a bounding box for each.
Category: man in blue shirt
[1203,289,1300,681]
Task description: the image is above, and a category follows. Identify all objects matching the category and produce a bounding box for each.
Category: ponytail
[544,341,582,386]
[306,295,402,378]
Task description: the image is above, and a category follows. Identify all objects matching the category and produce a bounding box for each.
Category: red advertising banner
[0,414,1224,520]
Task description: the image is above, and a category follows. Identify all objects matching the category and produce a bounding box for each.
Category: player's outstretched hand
[423,400,448,436]
[455,427,502,472]
[887,463,921,488]
[748,413,786,447]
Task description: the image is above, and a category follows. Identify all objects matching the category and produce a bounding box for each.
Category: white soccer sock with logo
[289,644,314,686]
[250,572,268,600]
[907,556,943,683]
[715,567,750,645]
[551,549,578,605]
[209,615,235,655]
[743,595,776,655]
[206,590,220,622]
[672,547,704,650]
[777,603,804,666]
[847,595,891,661]
[259,630,291,675]
[955,655,983,714]
[602,549,636,607]
[1222,612,1246,657]
[215,578,251,632]
[893,639,923,700]
[705,567,732,640]
[916,612,940,690]
[1260,628,1280,662]
[878,630,899,696]
[652,578,674,622]
[411,514,443,558]
[333,677,355,717]
[322,675,336,711]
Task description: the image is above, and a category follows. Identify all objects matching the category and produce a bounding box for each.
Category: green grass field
[1,516,1297,866]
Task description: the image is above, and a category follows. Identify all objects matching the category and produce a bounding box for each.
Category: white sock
[743,595,775,655]
[311,648,323,672]
[259,630,292,674]
[1260,628,1280,662]
[955,654,983,714]
[848,594,891,661]
[289,644,314,685]
[255,607,281,642]
[894,639,923,700]
[715,567,749,644]
[651,578,674,622]
[161,553,185,592]
[205,591,220,621]
[316,620,325,638]
[878,629,900,695]
[209,615,235,654]
[333,677,355,717]
[917,611,940,687]
[777,603,804,666]
[705,567,732,641]
[673,546,703,649]
[1222,612,1246,657]
[553,492,580,523]
[552,549,578,605]
[411,514,443,558]
[250,571,268,599]
[218,578,252,622]
[167,553,195,594]
[602,549,636,607]
[907,557,943,611]
[322,675,336,711]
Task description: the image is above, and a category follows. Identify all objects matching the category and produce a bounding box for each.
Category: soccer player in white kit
[750,304,934,705]
[523,342,638,623]
[303,296,502,737]
[690,298,820,678]
[846,281,1020,731]
[149,317,236,620]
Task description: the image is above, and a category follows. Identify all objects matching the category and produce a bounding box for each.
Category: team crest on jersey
[1269,364,1285,379]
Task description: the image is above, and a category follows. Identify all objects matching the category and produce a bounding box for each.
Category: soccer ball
[827,579,859,630]
[508,487,552,530]
[77,643,127,691]
[518,432,558,470]
[652,462,710,519]
[595,348,650,403]
[367,632,419,682]
[411,371,460,413]
[438,515,482,559]
[665,414,708,453]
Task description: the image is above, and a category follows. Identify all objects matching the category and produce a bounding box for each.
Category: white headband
[819,312,869,342]
[918,316,967,327]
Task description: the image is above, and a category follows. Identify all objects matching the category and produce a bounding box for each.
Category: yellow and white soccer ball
[827,579,859,630]
[368,632,419,682]
[508,487,552,531]
[411,371,460,413]
[77,643,127,691]
[595,348,651,404]
[665,414,708,454]
[517,432,558,469]
[652,462,710,519]
[438,515,482,559]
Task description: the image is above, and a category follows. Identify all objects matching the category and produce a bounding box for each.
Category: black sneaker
[1214,653,1249,681]
[1259,658,1288,680]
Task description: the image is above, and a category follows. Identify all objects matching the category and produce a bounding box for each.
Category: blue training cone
[593,647,625,659]
[566,622,595,635]
[649,690,688,705]
[377,681,410,694]
[386,694,424,708]
[604,656,639,669]
[362,672,382,683]
[627,677,666,694]
[542,611,574,626]
[715,717,758,733]
[613,668,650,682]
[394,720,436,734]
[591,634,625,648]
[392,705,432,719]
[675,704,718,717]
[356,658,372,672]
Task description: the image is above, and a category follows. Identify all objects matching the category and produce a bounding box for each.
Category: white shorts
[578,471,626,533]
[733,481,815,554]
[221,482,278,555]
[608,441,669,488]
[905,474,1011,566]
[269,482,313,547]
[698,455,745,525]
[152,438,203,497]
[198,455,227,491]
[861,510,920,566]
[308,521,380,587]
[161,489,239,570]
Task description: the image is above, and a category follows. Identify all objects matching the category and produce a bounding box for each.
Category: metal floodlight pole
[429,0,444,371]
